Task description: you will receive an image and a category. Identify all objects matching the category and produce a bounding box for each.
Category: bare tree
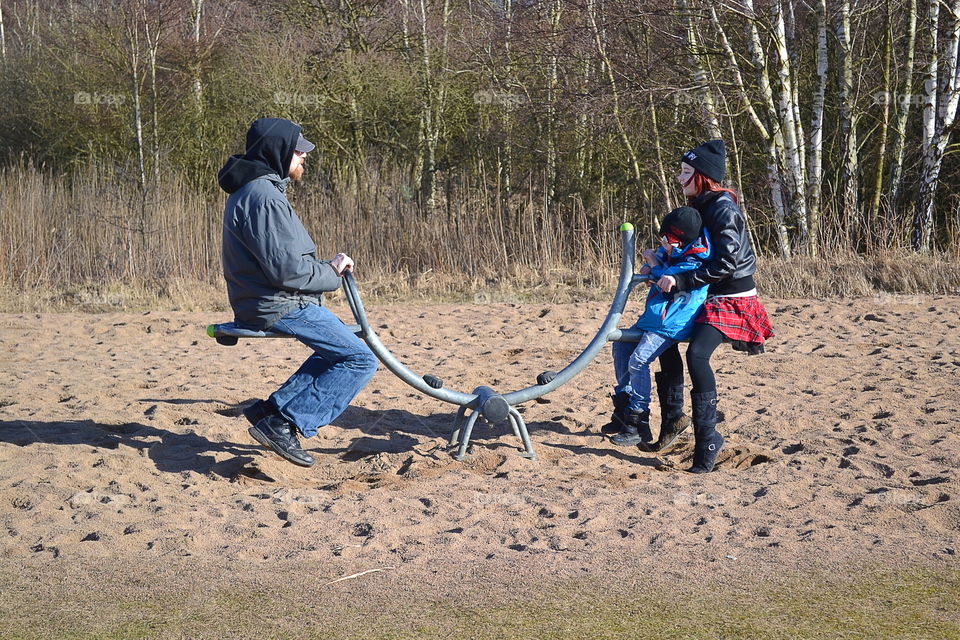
[678,0,721,138]
[545,0,562,208]
[835,0,860,232]
[870,0,895,228]
[141,0,163,189]
[414,0,450,208]
[587,0,642,186]
[770,0,808,250]
[887,0,919,210]
[123,8,147,195]
[710,0,791,257]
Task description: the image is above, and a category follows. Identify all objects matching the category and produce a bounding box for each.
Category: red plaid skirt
[696,295,774,345]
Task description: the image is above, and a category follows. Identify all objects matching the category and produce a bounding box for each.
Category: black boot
[643,372,691,453]
[248,414,316,467]
[242,399,277,427]
[600,392,630,434]
[689,391,723,474]
[611,410,653,447]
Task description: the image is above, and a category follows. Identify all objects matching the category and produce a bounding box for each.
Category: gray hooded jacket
[218,118,341,329]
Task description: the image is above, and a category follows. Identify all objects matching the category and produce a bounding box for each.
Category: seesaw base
[448,405,537,461]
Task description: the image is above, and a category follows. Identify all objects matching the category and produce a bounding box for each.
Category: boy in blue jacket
[610,206,711,448]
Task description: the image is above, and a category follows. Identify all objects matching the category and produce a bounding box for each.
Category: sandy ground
[1,294,958,634]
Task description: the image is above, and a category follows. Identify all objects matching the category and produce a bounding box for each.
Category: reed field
[2,164,959,313]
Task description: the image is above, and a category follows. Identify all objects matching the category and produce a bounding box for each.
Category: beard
[289,163,304,182]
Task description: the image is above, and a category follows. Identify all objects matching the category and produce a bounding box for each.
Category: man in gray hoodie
[218,117,377,467]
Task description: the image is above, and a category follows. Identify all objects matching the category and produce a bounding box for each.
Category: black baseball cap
[295,133,315,153]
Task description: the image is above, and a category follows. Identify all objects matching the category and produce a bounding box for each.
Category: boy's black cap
[660,206,702,246]
[682,139,726,183]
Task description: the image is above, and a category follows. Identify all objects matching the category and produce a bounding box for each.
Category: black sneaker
[242,399,276,427]
[248,415,315,467]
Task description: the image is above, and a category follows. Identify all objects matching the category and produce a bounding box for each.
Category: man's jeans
[268,304,378,437]
[613,330,676,413]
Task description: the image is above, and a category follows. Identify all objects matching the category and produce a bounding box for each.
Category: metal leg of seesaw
[452,410,482,461]
[508,407,536,460]
[448,406,468,450]
[447,405,537,461]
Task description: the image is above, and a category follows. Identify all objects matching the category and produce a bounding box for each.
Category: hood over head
[218,118,302,194]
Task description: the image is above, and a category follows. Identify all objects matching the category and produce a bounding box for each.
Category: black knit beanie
[682,139,726,183]
[660,206,702,246]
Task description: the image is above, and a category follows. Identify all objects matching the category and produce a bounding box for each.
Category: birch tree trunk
[770,0,808,250]
[635,11,672,213]
[806,0,828,255]
[0,0,6,62]
[125,19,147,197]
[870,0,894,230]
[191,0,203,115]
[888,0,918,210]
[649,93,674,213]
[575,57,592,189]
[913,0,960,251]
[836,0,860,230]
[914,0,940,251]
[435,0,451,206]
[119,7,147,278]
[500,0,513,203]
[142,2,161,190]
[728,0,791,257]
[784,0,806,180]
[545,0,561,208]
[417,0,436,207]
[399,0,422,198]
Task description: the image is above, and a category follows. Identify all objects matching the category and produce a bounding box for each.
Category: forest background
[2,0,960,310]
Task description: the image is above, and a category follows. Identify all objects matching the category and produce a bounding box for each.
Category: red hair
[686,171,739,205]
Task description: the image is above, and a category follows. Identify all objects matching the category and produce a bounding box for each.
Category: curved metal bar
[501,224,638,405]
[606,328,646,343]
[341,224,638,410]
[341,274,365,337]
[341,270,476,406]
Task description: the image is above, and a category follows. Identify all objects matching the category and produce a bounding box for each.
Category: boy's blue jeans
[267,304,378,437]
[612,329,676,413]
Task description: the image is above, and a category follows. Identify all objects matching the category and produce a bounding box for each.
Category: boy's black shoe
[248,415,315,467]
[610,410,653,446]
[600,392,630,434]
[242,399,276,427]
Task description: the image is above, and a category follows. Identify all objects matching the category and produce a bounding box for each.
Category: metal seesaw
[208,222,652,461]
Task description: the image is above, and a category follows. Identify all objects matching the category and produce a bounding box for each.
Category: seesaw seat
[206,322,361,346]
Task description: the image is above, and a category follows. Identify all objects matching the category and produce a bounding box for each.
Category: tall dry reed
[0,163,627,309]
[1,163,958,313]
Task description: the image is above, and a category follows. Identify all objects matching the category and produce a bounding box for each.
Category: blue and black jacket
[632,229,712,341]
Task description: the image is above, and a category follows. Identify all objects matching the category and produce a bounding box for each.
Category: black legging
[658,324,726,393]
